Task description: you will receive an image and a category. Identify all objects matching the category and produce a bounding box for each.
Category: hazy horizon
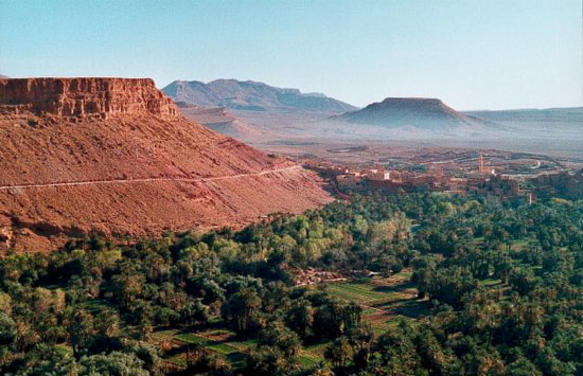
[1,0,581,111]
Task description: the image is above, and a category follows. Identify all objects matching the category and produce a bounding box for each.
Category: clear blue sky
[1,0,581,110]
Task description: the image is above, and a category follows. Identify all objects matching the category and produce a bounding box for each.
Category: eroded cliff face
[0,77,332,252]
[0,78,180,120]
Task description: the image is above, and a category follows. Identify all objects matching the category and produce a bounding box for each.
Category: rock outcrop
[0,77,332,252]
[0,78,179,120]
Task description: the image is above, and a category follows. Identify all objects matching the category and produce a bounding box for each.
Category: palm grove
[0,192,582,375]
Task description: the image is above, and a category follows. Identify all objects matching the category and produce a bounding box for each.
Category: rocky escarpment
[0,77,331,252]
[0,78,179,120]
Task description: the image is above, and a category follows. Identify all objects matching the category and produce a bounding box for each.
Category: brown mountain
[162,80,359,143]
[175,102,263,141]
[162,79,357,113]
[0,78,331,252]
[335,97,489,130]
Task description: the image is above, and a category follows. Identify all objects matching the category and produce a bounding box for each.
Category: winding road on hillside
[0,165,302,191]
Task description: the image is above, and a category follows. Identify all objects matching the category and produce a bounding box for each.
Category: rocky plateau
[0,78,332,252]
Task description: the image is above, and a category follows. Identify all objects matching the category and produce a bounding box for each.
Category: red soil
[0,78,332,252]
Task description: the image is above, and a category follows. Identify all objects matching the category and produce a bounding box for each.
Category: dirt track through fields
[0,165,302,191]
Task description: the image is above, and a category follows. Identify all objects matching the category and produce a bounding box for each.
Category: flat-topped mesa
[370,97,450,111]
[0,78,180,120]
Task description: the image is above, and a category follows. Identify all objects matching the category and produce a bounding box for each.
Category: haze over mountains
[0,77,331,251]
[163,79,359,143]
[162,79,500,136]
[325,101,583,157]
[163,79,356,112]
[162,78,583,158]
[334,97,491,130]
[466,107,583,126]
[174,102,262,141]
[163,79,501,141]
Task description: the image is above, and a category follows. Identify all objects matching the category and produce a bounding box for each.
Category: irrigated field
[151,326,321,369]
[325,269,428,333]
[150,269,428,370]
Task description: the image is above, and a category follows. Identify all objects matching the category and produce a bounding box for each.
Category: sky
[0,0,581,110]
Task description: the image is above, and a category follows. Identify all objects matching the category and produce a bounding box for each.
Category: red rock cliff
[0,78,180,120]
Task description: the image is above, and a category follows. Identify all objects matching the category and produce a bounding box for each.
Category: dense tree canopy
[0,192,582,375]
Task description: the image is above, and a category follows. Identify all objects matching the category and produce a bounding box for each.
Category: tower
[478,154,484,174]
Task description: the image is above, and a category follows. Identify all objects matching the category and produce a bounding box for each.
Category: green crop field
[325,280,393,303]
[152,267,504,371]
[324,269,428,333]
[154,270,431,369]
[152,328,266,370]
[153,327,327,370]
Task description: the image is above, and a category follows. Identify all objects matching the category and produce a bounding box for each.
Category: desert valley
[2,76,580,254]
[0,73,581,376]
[1,1,582,375]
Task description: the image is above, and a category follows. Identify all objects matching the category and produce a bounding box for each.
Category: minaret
[478,154,484,174]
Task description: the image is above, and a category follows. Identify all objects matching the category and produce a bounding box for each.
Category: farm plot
[325,269,428,332]
[151,327,251,368]
[151,270,431,370]
[151,326,325,370]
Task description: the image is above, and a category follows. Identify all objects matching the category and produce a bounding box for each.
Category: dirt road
[0,165,302,191]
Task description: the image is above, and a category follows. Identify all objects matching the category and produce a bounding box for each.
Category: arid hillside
[0,78,332,252]
[175,102,264,141]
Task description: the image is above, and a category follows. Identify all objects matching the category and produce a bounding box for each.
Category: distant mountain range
[334,97,490,129]
[465,107,583,125]
[162,79,357,113]
[163,79,582,157]
[323,100,582,158]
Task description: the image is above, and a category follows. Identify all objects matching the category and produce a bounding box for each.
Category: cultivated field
[150,268,429,370]
[325,269,428,334]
